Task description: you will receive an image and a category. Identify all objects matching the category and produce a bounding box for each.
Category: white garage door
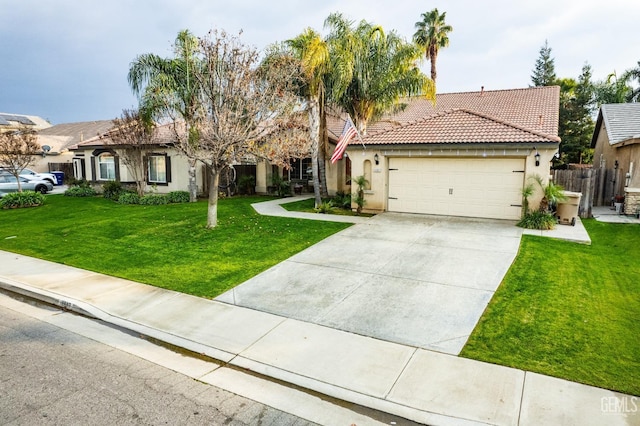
[388,157,525,220]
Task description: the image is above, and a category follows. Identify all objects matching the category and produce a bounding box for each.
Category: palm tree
[287,29,330,207]
[128,30,203,201]
[623,60,640,102]
[325,13,434,134]
[413,8,453,84]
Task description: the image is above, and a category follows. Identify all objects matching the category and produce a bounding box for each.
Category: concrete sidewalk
[522,216,592,244]
[1,250,636,426]
[251,195,371,223]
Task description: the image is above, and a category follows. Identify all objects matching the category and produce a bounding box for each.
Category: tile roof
[71,122,178,149]
[364,109,560,145]
[328,86,560,146]
[597,103,640,145]
[38,120,115,152]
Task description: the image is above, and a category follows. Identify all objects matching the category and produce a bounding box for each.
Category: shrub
[271,174,290,197]
[139,194,168,205]
[68,178,91,188]
[102,181,124,201]
[64,186,97,197]
[167,191,190,203]
[0,191,45,209]
[315,200,334,214]
[352,175,369,215]
[332,191,352,209]
[238,175,256,195]
[118,192,140,205]
[517,211,558,230]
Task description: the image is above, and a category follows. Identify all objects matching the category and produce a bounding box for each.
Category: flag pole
[349,115,366,151]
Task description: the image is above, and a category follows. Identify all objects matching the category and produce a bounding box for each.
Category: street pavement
[0,295,316,426]
[0,291,417,426]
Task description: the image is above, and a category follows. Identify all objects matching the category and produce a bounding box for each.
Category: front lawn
[0,195,350,298]
[281,197,373,217]
[461,220,640,396]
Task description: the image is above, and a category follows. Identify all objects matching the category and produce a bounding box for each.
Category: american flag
[330,115,358,164]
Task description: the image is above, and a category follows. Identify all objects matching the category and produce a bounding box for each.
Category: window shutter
[166,156,172,183]
[114,154,120,181]
[90,156,96,182]
[143,154,149,183]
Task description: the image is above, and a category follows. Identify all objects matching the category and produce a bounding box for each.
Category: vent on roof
[538,115,544,127]
[480,86,484,96]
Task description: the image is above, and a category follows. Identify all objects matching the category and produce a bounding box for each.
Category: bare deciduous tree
[0,128,39,192]
[249,111,311,169]
[174,29,303,228]
[106,109,156,196]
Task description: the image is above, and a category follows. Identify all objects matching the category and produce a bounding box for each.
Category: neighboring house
[591,103,640,215]
[33,120,114,175]
[331,86,561,220]
[0,112,51,133]
[69,124,208,195]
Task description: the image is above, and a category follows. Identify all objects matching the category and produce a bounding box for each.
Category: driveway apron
[216,212,523,355]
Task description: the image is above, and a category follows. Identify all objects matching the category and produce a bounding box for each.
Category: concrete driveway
[217,213,523,355]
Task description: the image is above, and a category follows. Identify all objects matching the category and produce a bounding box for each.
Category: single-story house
[591,103,640,215]
[33,120,114,176]
[335,86,561,220]
[70,124,208,194]
[0,112,51,133]
[70,86,560,221]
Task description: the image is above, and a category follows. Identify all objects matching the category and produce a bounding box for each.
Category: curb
[0,277,488,426]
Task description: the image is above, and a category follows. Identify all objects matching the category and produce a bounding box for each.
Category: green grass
[281,197,373,217]
[461,220,640,396]
[0,195,350,298]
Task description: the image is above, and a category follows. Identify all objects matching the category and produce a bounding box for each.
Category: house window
[98,154,116,180]
[148,155,167,183]
[289,158,312,180]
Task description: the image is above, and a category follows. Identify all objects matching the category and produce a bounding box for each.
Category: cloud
[1,0,639,123]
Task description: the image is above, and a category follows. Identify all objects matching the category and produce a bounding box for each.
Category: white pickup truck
[0,168,59,185]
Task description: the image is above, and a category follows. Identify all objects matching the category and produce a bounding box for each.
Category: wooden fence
[552,168,598,218]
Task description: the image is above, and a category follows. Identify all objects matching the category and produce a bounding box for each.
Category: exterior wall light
[374,153,379,165]
[534,148,540,167]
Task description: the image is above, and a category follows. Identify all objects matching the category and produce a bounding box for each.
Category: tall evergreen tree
[557,63,595,164]
[531,40,556,87]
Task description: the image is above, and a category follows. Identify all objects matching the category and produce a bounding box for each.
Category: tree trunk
[188,158,198,202]
[136,180,145,197]
[308,98,322,208]
[318,155,328,198]
[430,47,438,82]
[207,167,220,229]
[15,172,22,192]
[318,97,329,197]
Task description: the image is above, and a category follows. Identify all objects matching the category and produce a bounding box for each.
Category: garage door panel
[388,157,524,220]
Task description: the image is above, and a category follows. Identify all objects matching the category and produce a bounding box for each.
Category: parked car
[0,173,53,196]
[0,167,57,185]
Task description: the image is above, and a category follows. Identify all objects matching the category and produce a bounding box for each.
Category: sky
[2,0,639,125]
